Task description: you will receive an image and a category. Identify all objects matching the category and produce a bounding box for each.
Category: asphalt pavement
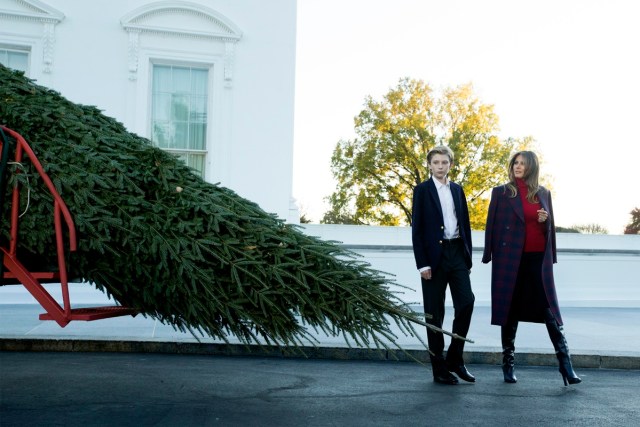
[2,304,640,426]
[1,351,639,426]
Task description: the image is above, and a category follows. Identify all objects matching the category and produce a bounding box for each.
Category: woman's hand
[537,209,549,223]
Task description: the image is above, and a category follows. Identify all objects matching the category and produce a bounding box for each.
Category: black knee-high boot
[501,321,518,383]
[544,310,581,386]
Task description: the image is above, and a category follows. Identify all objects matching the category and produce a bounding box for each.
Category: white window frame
[133,51,225,183]
[0,44,31,74]
[0,0,64,76]
[120,2,241,185]
[149,60,213,178]
[0,35,38,77]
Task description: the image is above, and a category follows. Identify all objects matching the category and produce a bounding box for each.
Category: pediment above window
[121,1,242,85]
[0,0,64,73]
[0,0,64,23]
[121,1,242,42]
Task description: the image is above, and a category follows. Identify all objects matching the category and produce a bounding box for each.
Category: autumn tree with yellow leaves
[323,78,533,229]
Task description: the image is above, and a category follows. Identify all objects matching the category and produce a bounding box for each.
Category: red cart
[1,125,135,326]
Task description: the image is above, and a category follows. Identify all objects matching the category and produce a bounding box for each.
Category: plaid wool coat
[482,185,563,326]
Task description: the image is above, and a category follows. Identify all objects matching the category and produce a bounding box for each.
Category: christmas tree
[0,64,425,349]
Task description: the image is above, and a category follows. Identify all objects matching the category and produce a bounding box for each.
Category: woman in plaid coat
[482,151,581,386]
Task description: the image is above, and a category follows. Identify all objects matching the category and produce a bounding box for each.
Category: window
[0,47,29,73]
[151,64,209,177]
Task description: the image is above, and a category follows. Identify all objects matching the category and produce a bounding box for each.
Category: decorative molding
[223,41,235,87]
[0,0,64,21]
[41,20,55,73]
[121,1,242,83]
[121,1,242,41]
[0,0,65,73]
[127,30,140,81]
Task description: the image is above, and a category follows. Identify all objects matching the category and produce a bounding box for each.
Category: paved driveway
[1,352,639,426]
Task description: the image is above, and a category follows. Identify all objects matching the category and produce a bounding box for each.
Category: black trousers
[421,239,475,370]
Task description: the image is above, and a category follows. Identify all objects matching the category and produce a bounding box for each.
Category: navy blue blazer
[411,177,473,273]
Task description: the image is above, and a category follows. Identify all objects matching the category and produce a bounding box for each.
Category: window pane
[0,49,29,73]
[172,67,191,93]
[152,93,171,122]
[171,94,189,122]
[151,64,209,177]
[189,123,206,150]
[9,51,28,71]
[152,122,171,148]
[190,96,207,122]
[153,65,172,92]
[191,69,208,95]
[174,151,188,165]
[167,151,205,179]
[173,122,188,149]
[188,153,206,177]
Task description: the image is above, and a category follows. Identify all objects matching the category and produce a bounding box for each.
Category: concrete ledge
[2,338,639,370]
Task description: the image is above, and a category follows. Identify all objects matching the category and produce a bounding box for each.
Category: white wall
[1,224,638,307]
[0,0,298,221]
[302,225,640,308]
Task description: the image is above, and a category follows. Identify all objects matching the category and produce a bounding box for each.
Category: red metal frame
[1,125,135,326]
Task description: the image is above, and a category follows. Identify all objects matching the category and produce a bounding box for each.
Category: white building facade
[0,0,299,222]
[4,1,638,312]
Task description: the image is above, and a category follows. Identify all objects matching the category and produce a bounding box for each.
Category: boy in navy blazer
[412,145,475,385]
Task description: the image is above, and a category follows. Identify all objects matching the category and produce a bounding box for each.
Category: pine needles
[0,64,427,352]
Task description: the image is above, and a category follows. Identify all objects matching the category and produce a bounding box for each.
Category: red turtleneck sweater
[516,179,546,252]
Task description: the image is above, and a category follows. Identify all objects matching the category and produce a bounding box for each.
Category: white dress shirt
[434,177,459,240]
[419,177,459,273]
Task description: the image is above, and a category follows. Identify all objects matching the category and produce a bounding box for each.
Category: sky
[292,0,640,234]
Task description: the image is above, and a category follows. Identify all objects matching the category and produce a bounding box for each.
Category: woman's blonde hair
[505,151,541,203]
